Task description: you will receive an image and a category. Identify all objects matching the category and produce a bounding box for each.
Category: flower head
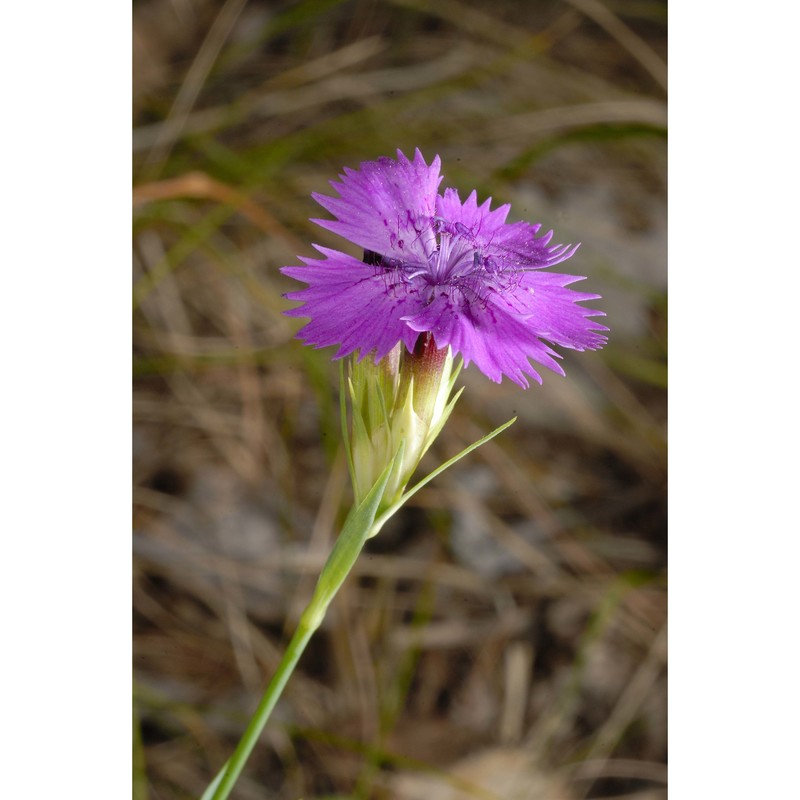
[282,149,607,387]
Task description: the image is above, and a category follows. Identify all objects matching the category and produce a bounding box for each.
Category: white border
[3,3,130,796]
[670,2,800,797]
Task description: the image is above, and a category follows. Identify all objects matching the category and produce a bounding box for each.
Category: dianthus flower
[282,148,607,387]
[203,151,610,800]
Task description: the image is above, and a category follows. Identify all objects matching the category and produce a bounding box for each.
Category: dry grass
[133,1,667,798]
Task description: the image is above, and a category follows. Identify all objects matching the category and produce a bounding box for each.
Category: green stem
[204,444,403,800]
[208,616,318,799]
[201,416,515,798]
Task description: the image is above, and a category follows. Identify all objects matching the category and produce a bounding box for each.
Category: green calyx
[342,333,463,513]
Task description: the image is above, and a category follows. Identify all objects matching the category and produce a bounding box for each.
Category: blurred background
[132,1,667,798]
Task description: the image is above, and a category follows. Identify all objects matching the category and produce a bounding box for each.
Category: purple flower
[282,149,608,388]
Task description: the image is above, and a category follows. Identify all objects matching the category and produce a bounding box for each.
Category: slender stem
[200,415,515,797]
[210,613,319,799]
[205,445,403,800]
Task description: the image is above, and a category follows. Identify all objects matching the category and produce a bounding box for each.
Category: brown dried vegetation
[133,1,667,798]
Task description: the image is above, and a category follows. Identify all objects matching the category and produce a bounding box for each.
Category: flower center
[420,218,475,283]
[367,215,518,300]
